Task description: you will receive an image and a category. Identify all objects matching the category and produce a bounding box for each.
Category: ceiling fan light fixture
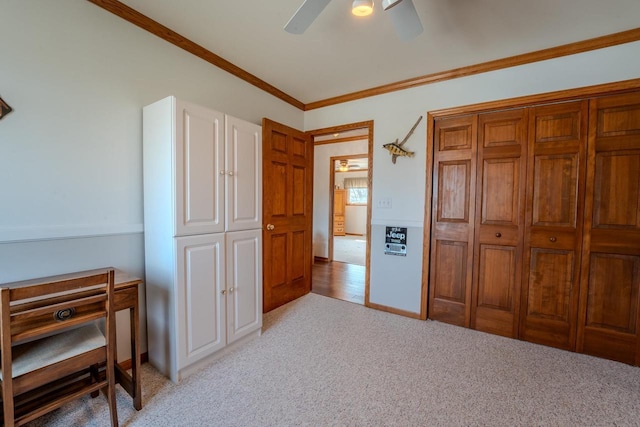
[381,0,403,10]
[352,0,374,17]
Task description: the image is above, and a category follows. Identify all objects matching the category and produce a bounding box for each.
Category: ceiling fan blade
[385,0,423,41]
[284,0,333,34]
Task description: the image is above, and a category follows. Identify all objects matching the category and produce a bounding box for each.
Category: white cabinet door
[225,115,262,232]
[176,234,226,372]
[175,100,225,236]
[226,229,262,344]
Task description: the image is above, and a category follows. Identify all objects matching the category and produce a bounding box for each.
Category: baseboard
[118,352,149,370]
[314,256,329,263]
[367,301,422,319]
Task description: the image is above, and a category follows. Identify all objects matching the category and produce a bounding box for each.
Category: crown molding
[86,1,640,112]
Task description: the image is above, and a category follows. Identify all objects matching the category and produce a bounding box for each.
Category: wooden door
[429,115,477,327]
[577,92,640,364]
[471,109,528,338]
[520,100,588,350]
[262,118,313,312]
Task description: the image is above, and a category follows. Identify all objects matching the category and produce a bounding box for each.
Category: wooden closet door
[520,100,588,350]
[471,109,528,338]
[577,92,640,365]
[429,115,477,326]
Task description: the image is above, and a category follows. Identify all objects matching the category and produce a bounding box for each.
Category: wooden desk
[1,268,143,410]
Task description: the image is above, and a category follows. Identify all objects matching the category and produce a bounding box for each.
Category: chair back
[0,269,118,426]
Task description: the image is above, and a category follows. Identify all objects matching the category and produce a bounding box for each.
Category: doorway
[307,122,373,306]
[331,155,368,266]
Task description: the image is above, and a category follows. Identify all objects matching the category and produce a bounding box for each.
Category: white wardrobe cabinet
[143,96,262,382]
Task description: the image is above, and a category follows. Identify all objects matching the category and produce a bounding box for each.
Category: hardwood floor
[311,261,365,305]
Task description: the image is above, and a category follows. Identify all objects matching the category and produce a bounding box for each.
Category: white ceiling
[118,0,640,105]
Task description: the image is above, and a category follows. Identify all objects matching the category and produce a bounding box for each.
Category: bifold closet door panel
[471,109,528,338]
[520,100,588,351]
[577,92,640,365]
[429,115,477,327]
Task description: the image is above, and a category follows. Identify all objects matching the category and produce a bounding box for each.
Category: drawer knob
[54,308,75,321]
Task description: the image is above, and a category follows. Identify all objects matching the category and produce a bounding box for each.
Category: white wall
[0,1,303,359]
[344,205,367,235]
[313,141,368,258]
[304,41,640,314]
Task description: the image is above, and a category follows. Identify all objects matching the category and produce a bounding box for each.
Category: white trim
[370,219,423,228]
[0,224,144,243]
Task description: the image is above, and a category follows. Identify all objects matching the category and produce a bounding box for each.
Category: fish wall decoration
[0,96,13,121]
[383,115,423,164]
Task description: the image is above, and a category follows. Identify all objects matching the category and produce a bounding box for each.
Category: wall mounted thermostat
[385,226,407,256]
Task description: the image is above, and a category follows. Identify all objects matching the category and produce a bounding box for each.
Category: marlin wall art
[382,115,423,164]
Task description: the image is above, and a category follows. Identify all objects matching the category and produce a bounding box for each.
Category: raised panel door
[578,92,640,365]
[225,115,262,232]
[175,100,225,236]
[520,100,588,350]
[472,109,527,338]
[262,119,313,312]
[429,115,477,327]
[176,234,226,374]
[226,229,262,344]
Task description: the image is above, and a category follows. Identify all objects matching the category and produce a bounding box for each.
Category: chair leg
[90,364,100,398]
[2,383,15,427]
[107,377,118,427]
[106,361,118,426]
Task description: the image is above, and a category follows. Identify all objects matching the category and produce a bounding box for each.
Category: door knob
[266,224,275,231]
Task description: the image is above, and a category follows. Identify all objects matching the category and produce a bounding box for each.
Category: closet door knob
[495,232,502,238]
[549,236,557,243]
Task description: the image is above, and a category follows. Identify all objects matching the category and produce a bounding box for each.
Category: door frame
[307,120,374,306]
[328,153,369,262]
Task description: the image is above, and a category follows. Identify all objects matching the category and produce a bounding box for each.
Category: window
[348,188,368,205]
[344,177,368,205]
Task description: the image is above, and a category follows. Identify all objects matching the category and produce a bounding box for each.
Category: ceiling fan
[284,0,423,41]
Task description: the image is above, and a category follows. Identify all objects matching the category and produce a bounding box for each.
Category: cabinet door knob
[266,224,275,231]
[495,232,502,238]
[549,236,557,243]
[227,171,234,176]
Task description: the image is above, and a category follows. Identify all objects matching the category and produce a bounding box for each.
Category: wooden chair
[0,269,118,426]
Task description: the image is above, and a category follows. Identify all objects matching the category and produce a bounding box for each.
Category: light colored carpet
[28,293,640,426]
[333,235,366,265]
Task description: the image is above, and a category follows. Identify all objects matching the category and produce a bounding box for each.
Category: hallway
[311,261,365,305]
